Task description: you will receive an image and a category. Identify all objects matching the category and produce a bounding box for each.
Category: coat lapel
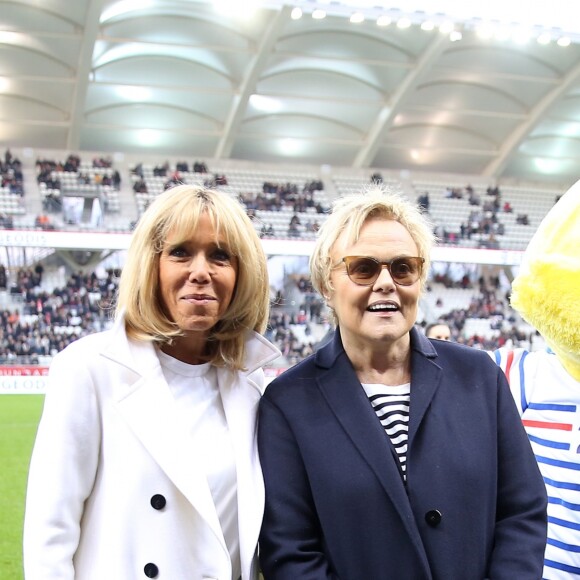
[219,368,262,577]
[407,328,442,449]
[101,320,227,552]
[218,333,279,578]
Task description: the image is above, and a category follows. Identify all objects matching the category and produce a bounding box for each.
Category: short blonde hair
[310,185,434,320]
[115,184,270,370]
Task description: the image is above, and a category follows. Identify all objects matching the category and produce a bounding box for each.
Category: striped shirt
[491,348,580,579]
[362,383,410,480]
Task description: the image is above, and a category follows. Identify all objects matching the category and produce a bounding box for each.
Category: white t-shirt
[157,348,241,580]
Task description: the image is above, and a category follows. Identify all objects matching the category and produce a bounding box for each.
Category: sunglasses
[341,256,424,286]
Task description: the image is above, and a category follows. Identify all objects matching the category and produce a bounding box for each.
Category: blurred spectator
[516,214,530,225]
[425,322,452,341]
[417,192,430,212]
[35,214,54,231]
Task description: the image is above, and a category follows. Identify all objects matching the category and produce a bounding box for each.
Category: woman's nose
[187,255,211,282]
[372,266,396,291]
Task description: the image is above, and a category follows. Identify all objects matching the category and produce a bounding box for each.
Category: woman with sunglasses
[257,186,547,580]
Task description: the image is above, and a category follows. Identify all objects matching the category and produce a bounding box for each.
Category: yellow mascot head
[510,180,580,381]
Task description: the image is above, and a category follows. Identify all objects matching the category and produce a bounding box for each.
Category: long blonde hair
[116,185,270,370]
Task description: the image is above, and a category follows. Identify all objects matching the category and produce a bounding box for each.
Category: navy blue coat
[258,327,547,580]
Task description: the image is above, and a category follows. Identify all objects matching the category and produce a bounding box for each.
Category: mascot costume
[491,181,580,578]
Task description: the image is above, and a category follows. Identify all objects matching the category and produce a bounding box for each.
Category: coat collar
[100,314,280,383]
[313,326,441,576]
[314,325,438,369]
[315,327,442,447]
[99,316,279,576]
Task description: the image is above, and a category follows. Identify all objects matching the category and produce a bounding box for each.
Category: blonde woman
[258,186,546,580]
[24,185,279,580]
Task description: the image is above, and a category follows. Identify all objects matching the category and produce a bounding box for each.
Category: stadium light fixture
[537,33,551,45]
[290,7,302,19]
[256,1,580,47]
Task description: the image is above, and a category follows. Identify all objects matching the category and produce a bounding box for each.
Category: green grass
[0,395,44,580]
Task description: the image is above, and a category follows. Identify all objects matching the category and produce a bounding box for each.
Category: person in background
[424,321,452,341]
[490,180,580,578]
[23,185,280,580]
[258,186,547,580]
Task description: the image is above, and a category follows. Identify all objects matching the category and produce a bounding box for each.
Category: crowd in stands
[416,181,531,249]
[241,180,326,214]
[0,149,24,227]
[36,154,121,215]
[0,261,541,366]
[37,154,82,179]
[0,267,118,363]
[0,151,553,364]
[431,274,535,349]
[1,149,24,196]
[2,146,549,251]
[130,157,329,238]
[131,160,226,197]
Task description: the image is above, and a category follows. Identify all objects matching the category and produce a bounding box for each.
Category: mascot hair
[511,180,580,380]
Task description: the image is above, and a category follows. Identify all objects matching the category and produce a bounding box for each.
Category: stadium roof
[2,0,580,187]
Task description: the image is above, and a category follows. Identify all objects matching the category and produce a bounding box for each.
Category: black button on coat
[150,494,166,510]
[144,562,159,578]
[425,509,442,527]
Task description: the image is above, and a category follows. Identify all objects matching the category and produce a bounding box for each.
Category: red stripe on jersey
[522,419,573,431]
[504,350,514,385]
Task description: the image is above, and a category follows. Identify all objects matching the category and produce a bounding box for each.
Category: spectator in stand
[164,170,182,189]
[34,214,53,231]
[425,321,452,340]
[445,186,463,199]
[417,191,430,212]
[133,177,148,193]
[287,222,300,238]
[23,185,280,579]
[112,169,121,189]
[260,223,275,238]
[131,163,144,179]
[517,213,530,225]
[469,189,481,206]
[258,185,546,579]
[0,212,14,229]
[153,161,169,177]
[1,148,24,196]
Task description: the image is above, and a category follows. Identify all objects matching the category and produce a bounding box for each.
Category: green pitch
[0,395,44,580]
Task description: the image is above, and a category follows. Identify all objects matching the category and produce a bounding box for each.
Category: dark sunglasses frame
[341,255,425,286]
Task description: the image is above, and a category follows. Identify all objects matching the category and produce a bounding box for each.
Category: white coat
[23,316,280,580]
